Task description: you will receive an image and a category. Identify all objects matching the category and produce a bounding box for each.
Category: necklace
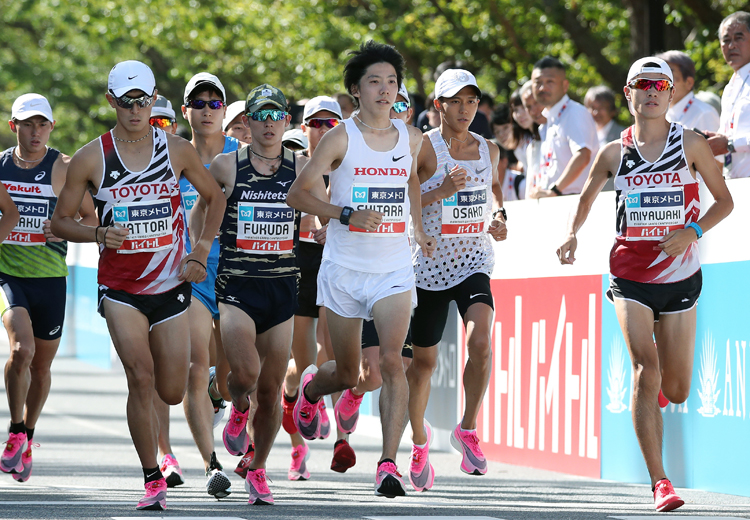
[113,127,152,143]
[441,132,472,150]
[14,147,45,166]
[355,114,393,131]
[249,146,282,173]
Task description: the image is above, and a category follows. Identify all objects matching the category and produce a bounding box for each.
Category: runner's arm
[191,152,232,244]
[416,133,467,207]
[0,183,20,243]
[45,155,98,241]
[557,142,617,264]
[486,141,507,241]
[408,126,436,258]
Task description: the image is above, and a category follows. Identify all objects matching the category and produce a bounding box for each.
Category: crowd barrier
[61,177,750,496]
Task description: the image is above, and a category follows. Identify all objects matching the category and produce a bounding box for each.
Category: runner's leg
[406,345,438,446]
[21,338,59,430]
[460,302,493,429]
[3,308,36,424]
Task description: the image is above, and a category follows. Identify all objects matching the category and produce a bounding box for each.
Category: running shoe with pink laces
[331,439,356,473]
[136,478,168,510]
[409,419,435,492]
[653,478,684,512]
[1,431,27,474]
[293,364,321,440]
[319,400,331,439]
[223,400,250,456]
[12,442,38,482]
[160,453,184,487]
[450,423,487,475]
[375,459,407,497]
[235,443,255,479]
[245,468,274,505]
[288,442,310,481]
[334,388,364,434]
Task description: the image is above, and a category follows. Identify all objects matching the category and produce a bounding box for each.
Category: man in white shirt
[529,56,599,197]
[657,51,720,133]
[706,11,750,178]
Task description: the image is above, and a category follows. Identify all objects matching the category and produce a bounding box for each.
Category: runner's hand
[415,229,436,259]
[487,219,507,241]
[43,219,63,242]
[439,166,467,198]
[179,252,208,283]
[658,228,697,257]
[349,209,383,231]
[557,235,577,265]
[313,224,327,245]
[103,224,129,249]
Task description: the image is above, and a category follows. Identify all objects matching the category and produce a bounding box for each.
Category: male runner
[287,41,436,498]
[193,83,299,505]
[152,72,237,498]
[150,95,178,135]
[50,60,226,510]
[405,69,506,491]
[0,94,94,482]
[557,57,733,512]
[224,101,252,145]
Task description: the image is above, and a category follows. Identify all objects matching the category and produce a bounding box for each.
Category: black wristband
[550,184,563,196]
[187,259,207,270]
[492,208,507,221]
[340,206,354,226]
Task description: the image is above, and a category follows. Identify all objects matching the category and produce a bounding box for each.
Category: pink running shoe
[288,442,311,481]
[375,460,407,498]
[293,364,321,440]
[136,478,167,510]
[450,424,487,475]
[409,420,435,492]
[13,442,38,482]
[160,454,184,487]
[245,468,274,505]
[654,478,684,512]
[1,431,27,474]
[223,400,250,456]
[319,400,331,439]
[334,388,364,434]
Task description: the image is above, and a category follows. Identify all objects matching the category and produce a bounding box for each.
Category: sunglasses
[112,92,154,109]
[186,99,225,110]
[248,109,288,122]
[391,101,410,114]
[149,117,174,128]
[306,118,340,129]
[628,79,673,92]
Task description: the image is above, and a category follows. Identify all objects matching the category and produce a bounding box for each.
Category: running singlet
[610,123,700,284]
[95,128,185,294]
[0,147,68,278]
[324,118,412,274]
[179,135,239,259]
[413,129,494,290]
[218,145,300,278]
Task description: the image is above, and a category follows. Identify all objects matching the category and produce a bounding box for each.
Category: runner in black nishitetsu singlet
[557,57,733,513]
[51,60,226,511]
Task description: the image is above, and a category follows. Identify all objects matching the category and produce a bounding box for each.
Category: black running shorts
[361,319,413,358]
[216,275,297,334]
[294,242,323,318]
[0,273,66,339]
[98,282,192,330]
[606,269,702,320]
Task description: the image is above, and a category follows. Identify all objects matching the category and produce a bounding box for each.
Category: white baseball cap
[223,101,246,131]
[303,96,343,122]
[184,72,226,104]
[434,69,481,99]
[151,95,176,120]
[108,60,156,98]
[11,94,54,122]
[397,83,410,104]
[626,57,674,84]
[282,129,308,149]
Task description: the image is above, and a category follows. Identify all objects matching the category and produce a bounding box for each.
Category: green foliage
[0,0,739,152]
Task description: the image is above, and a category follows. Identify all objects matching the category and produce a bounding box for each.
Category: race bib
[4,197,48,246]
[237,202,295,254]
[113,199,174,253]
[441,186,487,237]
[349,183,407,236]
[624,186,685,241]
[299,212,317,244]
[181,191,197,222]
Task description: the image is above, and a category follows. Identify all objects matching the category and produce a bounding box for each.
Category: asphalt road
[0,354,749,520]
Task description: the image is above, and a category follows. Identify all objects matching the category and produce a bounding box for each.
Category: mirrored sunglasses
[112,93,154,109]
[391,101,410,114]
[306,118,340,129]
[186,99,225,110]
[248,109,288,122]
[628,79,673,92]
[149,117,174,128]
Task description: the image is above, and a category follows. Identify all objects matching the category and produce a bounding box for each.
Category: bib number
[624,186,684,241]
[349,183,407,236]
[237,202,295,254]
[113,199,174,253]
[441,186,487,237]
[4,197,48,246]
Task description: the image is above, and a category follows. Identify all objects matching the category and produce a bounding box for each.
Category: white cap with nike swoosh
[11,94,54,122]
[108,60,156,98]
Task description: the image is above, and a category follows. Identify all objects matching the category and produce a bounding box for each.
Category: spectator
[478,93,495,121]
[490,103,514,149]
[656,50,720,132]
[497,144,525,201]
[520,81,546,197]
[530,56,598,197]
[509,88,540,173]
[707,11,750,178]
[584,86,626,148]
